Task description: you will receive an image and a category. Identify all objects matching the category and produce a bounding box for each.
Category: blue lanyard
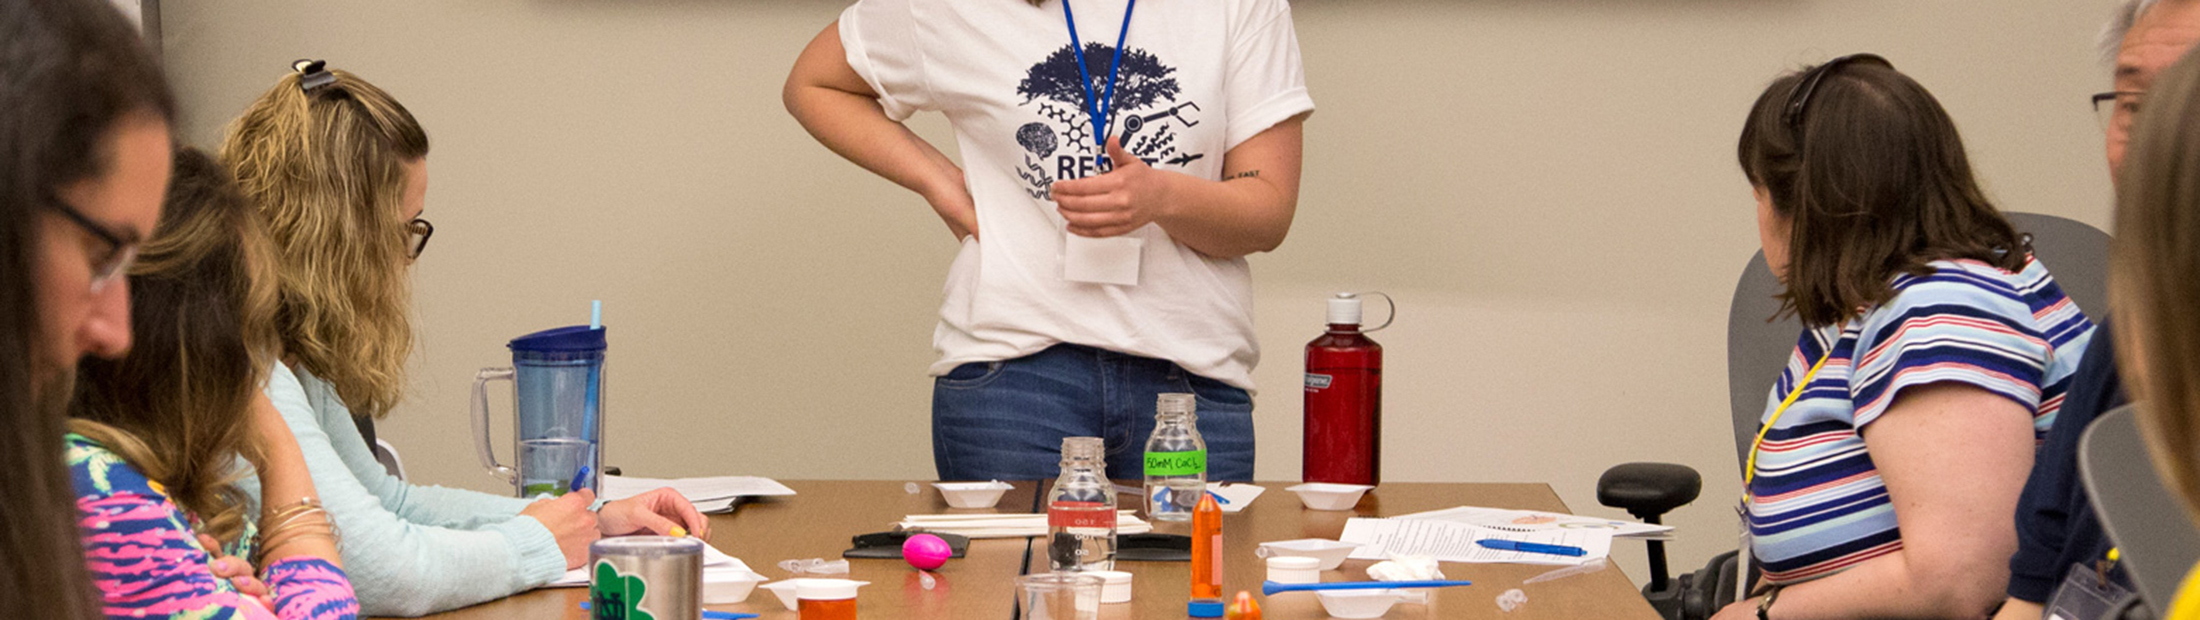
[1061,0,1136,167]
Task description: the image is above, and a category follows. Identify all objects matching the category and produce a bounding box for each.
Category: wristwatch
[1756,585,1785,620]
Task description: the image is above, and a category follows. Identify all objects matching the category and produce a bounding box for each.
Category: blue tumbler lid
[1188,599,1226,617]
[508,325,606,353]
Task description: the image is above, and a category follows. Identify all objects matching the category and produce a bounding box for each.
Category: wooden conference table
[407,480,1660,620]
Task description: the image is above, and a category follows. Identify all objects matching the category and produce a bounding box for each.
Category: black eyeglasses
[44,198,138,294]
[407,218,434,259]
[1783,54,1895,134]
[2093,91,2144,133]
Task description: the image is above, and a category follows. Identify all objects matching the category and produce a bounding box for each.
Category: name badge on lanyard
[1058,0,1144,287]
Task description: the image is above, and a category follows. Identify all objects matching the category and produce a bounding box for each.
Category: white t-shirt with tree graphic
[841,0,1315,390]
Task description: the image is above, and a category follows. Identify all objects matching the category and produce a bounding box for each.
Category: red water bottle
[1303,292,1389,485]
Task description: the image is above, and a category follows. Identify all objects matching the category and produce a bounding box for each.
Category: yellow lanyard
[1744,353,1832,495]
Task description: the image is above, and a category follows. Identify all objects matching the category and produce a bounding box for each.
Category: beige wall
[160,0,2120,585]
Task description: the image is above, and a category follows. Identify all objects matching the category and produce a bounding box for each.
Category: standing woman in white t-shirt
[786,0,1314,481]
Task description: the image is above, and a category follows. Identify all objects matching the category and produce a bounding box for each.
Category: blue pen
[570,465,590,495]
[1476,539,1587,557]
[580,601,755,620]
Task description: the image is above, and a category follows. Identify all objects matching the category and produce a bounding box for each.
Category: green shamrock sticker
[590,561,655,620]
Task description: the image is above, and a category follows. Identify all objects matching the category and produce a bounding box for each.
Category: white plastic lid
[796,579,860,601]
[1267,556,1322,570]
[1328,293,1362,325]
[1088,570,1134,585]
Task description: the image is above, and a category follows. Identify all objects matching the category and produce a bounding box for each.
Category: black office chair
[1598,213,2111,620]
[2081,405,2200,618]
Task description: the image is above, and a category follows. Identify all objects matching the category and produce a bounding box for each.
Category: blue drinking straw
[579,300,602,493]
[1260,580,1475,596]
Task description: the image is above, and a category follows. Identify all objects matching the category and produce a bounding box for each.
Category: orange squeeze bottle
[1192,490,1223,599]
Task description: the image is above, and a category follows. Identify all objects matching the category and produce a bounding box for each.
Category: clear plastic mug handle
[470,367,518,485]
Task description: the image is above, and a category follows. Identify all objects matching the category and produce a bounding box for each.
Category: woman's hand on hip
[923,164,980,242]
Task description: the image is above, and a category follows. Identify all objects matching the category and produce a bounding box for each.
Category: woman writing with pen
[219,62,708,616]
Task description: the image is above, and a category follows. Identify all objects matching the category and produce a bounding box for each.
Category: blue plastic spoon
[1261,579,1475,596]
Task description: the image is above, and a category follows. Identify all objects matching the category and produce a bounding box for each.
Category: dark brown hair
[1737,59,2024,328]
[71,147,280,548]
[0,0,175,617]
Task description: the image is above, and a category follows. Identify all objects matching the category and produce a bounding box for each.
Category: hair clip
[293,59,336,93]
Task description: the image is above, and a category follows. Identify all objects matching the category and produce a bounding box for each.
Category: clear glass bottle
[1048,436,1117,571]
[1144,393,1207,522]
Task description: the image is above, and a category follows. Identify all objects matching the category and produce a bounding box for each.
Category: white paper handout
[548,541,760,588]
[1340,517,1614,566]
[1390,505,1673,540]
[599,475,795,516]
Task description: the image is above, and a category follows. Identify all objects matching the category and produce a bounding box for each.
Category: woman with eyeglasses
[2105,42,2200,620]
[1716,56,2095,620]
[219,63,707,616]
[0,0,183,617]
[70,147,359,620]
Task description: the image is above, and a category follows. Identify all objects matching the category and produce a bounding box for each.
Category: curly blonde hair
[220,68,427,419]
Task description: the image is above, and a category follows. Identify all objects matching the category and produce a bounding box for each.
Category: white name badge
[1063,234,1142,286]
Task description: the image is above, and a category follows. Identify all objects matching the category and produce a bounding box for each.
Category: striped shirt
[1746,256,2093,585]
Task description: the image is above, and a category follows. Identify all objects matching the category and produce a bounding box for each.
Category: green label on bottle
[1144,450,1208,476]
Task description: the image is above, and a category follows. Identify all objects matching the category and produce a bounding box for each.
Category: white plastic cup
[1266,556,1321,585]
[1017,572,1102,620]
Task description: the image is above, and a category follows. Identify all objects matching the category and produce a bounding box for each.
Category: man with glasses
[1995,2,2200,618]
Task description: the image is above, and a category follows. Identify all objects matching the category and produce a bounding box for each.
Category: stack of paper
[548,541,762,587]
[1340,517,1613,566]
[601,475,797,514]
[897,511,1153,539]
[1391,506,1673,540]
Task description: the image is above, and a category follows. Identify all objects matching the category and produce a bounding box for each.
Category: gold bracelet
[263,507,327,537]
[252,509,341,563]
[256,531,337,562]
[256,521,336,557]
[263,497,323,523]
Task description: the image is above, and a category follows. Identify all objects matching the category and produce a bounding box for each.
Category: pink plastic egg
[903,533,953,571]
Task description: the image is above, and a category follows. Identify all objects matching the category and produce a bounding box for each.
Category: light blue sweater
[241,363,566,617]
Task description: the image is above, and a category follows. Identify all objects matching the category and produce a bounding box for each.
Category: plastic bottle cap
[1189,599,1227,617]
[1327,294,1362,325]
[796,580,860,601]
[1157,393,1196,415]
[1061,436,1106,461]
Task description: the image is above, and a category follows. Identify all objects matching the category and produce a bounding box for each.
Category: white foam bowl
[1257,538,1363,571]
[760,578,870,611]
[703,570,766,604]
[1285,483,1375,511]
[934,481,1014,509]
[1315,589,1405,619]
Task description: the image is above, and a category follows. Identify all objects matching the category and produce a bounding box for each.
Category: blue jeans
[932,344,1255,482]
